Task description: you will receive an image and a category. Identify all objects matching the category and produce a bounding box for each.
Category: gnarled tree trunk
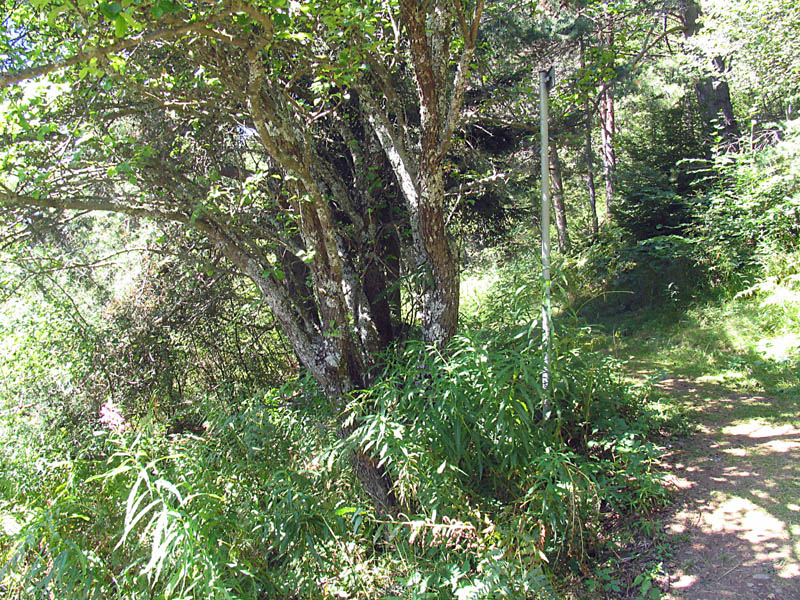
[0,0,484,516]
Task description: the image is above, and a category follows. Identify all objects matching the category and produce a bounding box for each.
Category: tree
[0,0,483,512]
[579,35,599,236]
[568,0,690,217]
[549,140,570,253]
[679,1,739,146]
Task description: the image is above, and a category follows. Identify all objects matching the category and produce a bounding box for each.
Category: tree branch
[0,21,209,89]
[0,189,192,225]
[439,0,484,157]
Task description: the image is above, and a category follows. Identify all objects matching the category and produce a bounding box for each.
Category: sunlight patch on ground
[670,574,697,589]
[695,371,749,385]
[663,472,694,491]
[703,495,799,578]
[722,421,800,451]
[757,332,800,362]
[721,447,747,456]
[459,269,500,317]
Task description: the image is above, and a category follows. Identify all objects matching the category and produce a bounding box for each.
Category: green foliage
[617,250,800,397]
[614,235,701,306]
[343,261,666,573]
[1,246,670,599]
[3,2,800,597]
[2,387,348,599]
[691,119,800,286]
[694,0,800,121]
[0,213,293,443]
[566,226,702,317]
[613,63,709,241]
[613,176,689,241]
[570,117,800,315]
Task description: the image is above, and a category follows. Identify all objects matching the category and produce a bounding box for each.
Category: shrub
[2,253,667,600]
[691,119,800,286]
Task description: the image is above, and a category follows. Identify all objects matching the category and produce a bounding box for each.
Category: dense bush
[1,254,667,600]
[569,121,800,316]
[691,119,800,286]
[612,172,690,242]
[0,217,294,445]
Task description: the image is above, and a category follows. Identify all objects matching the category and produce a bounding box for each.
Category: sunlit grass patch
[757,332,800,363]
[616,273,800,400]
[459,263,501,322]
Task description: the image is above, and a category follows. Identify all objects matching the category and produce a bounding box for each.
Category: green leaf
[114,16,129,38]
[99,2,123,20]
[273,13,291,29]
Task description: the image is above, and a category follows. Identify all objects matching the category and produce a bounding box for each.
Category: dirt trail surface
[655,378,800,600]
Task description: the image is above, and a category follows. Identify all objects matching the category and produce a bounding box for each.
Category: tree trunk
[585,125,599,236]
[418,167,460,346]
[695,56,740,147]
[599,84,616,215]
[598,26,616,215]
[399,0,464,349]
[680,1,739,149]
[350,450,398,515]
[549,144,571,254]
[580,37,599,237]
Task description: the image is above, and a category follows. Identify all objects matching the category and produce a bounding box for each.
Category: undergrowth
[0,249,669,599]
[7,118,798,600]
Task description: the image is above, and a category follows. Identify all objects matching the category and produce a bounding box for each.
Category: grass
[600,279,800,410]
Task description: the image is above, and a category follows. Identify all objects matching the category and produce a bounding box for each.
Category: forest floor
[651,377,800,599]
[598,296,800,600]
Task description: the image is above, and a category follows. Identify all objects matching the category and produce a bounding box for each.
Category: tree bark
[695,56,740,147]
[598,26,617,215]
[399,0,461,348]
[585,125,599,237]
[599,84,616,215]
[549,144,571,254]
[680,1,740,149]
[580,37,599,237]
[382,0,481,348]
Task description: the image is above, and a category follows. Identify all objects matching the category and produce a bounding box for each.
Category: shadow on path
[654,379,800,600]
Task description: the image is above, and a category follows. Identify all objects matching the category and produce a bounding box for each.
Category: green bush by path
[691,119,800,289]
[1,253,669,599]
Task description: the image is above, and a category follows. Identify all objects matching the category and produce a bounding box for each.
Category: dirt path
[654,378,800,599]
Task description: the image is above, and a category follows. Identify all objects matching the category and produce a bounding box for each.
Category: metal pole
[540,68,553,415]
